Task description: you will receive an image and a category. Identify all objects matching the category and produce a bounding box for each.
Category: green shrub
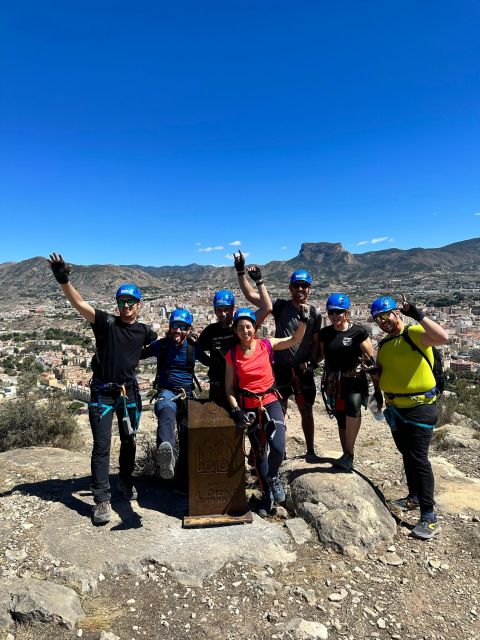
[0,396,80,452]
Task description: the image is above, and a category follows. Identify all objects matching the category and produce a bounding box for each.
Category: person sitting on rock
[48,253,157,526]
[370,294,448,540]
[140,308,209,483]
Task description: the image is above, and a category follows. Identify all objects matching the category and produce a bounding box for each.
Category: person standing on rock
[370,295,449,540]
[197,286,271,410]
[318,293,378,472]
[225,306,309,516]
[236,252,321,461]
[48,253,157,525]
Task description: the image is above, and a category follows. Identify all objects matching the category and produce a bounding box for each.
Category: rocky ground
[1,402,479,640]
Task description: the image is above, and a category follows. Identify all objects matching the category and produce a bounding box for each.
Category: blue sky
[1,1,479,267]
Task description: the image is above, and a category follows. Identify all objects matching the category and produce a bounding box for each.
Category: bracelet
[255,280,264,286]
[236,271,245,276]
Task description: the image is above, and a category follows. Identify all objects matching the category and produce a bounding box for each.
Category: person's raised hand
[48,253,71,284]
[399,293,425,322]
[234,251,245,276]
[247,265,263,285]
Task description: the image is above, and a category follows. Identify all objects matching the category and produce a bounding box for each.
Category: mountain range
[1,237,479,303]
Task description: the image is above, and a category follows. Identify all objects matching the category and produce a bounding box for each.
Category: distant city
[0,283,477,402]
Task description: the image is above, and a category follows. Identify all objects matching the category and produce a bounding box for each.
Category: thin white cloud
[356,240,368,246]
[475,212,480,216]
[371,236,390,244]
[229,240,242,246]
[281,246,287,250]
[225,252,250,260]
[195,242,201,246]
[198,246,224,252]
[388,237,395,242]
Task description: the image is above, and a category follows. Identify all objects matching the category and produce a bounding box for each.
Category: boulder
[0,577,84,630]
[285,461,396,555]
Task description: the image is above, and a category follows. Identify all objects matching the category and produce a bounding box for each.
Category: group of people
[48,252,448,539]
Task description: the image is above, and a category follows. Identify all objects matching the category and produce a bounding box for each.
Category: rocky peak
[297,242,356,265]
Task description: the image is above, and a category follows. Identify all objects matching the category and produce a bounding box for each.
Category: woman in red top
[225,306,308,516]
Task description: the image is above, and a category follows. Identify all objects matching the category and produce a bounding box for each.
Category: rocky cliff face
[297,243,357,266]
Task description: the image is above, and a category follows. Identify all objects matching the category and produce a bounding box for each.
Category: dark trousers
[154,389,189,486]
[389,413,435,514]
[248,400,286,498]
[88,384,140,504]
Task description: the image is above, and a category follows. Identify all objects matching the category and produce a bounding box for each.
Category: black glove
[373,388,384,411]
[298,304,309,323]
[234,251,245,276]
[48,253,71,284]
[230,407,250,429]
[247,265,263,285]
[401,301,425,322]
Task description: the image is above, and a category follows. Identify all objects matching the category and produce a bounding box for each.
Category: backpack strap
[401,327,434,374]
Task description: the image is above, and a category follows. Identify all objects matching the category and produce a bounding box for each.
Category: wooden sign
[183,400,252,528]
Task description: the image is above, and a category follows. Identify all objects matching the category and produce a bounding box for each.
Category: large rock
[286,617,329,639]
[285,460,396,556]
[0,578,84,630]
[433,422,480,451]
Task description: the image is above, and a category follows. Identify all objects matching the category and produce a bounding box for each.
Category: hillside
[1,237,479,303]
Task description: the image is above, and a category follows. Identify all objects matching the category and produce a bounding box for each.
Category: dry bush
[0,396,80,452]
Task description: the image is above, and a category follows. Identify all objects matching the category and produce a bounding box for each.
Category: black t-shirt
[90,309,157,384]
[272,299,322,367]
[319,323,368,372]
[197,322,236,384]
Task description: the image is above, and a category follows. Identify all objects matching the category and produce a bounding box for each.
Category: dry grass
[81,596,124,631]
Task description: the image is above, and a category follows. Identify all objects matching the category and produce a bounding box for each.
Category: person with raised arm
[48,253,156,525]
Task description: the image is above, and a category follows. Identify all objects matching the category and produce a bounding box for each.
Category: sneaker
[269,476,286,503]
[92,501,111,525]
[334,453,354,472]
[118,478,138,501]
[389,496,420,512]
[157,442,175,479]
[411,516,441,540]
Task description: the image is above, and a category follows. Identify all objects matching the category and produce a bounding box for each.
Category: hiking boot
[334,452,354,472]
[269,476,286,503]
[157,442,175,479]
[389,495,420,512]
[411,515,441,540]
[118,478,138,501]
[92,501,111,525]
[257,492,273,518]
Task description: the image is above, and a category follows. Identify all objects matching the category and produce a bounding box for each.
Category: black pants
[388,404,437,514]
[88,382,141,504]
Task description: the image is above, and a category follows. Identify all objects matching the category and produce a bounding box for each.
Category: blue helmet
[370,296,397,318]
[326,293,350,311]
[290,269,312,285]
[116,283,142,301]
[213,289,235,308]
[233,307,256,324]
[170,308,193,326]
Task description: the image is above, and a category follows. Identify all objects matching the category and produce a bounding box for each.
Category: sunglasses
[374,311,393,323]
[171,321,189,331]
[117,298,138,308]
[327,309,345,316]
[291,281,310,289]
